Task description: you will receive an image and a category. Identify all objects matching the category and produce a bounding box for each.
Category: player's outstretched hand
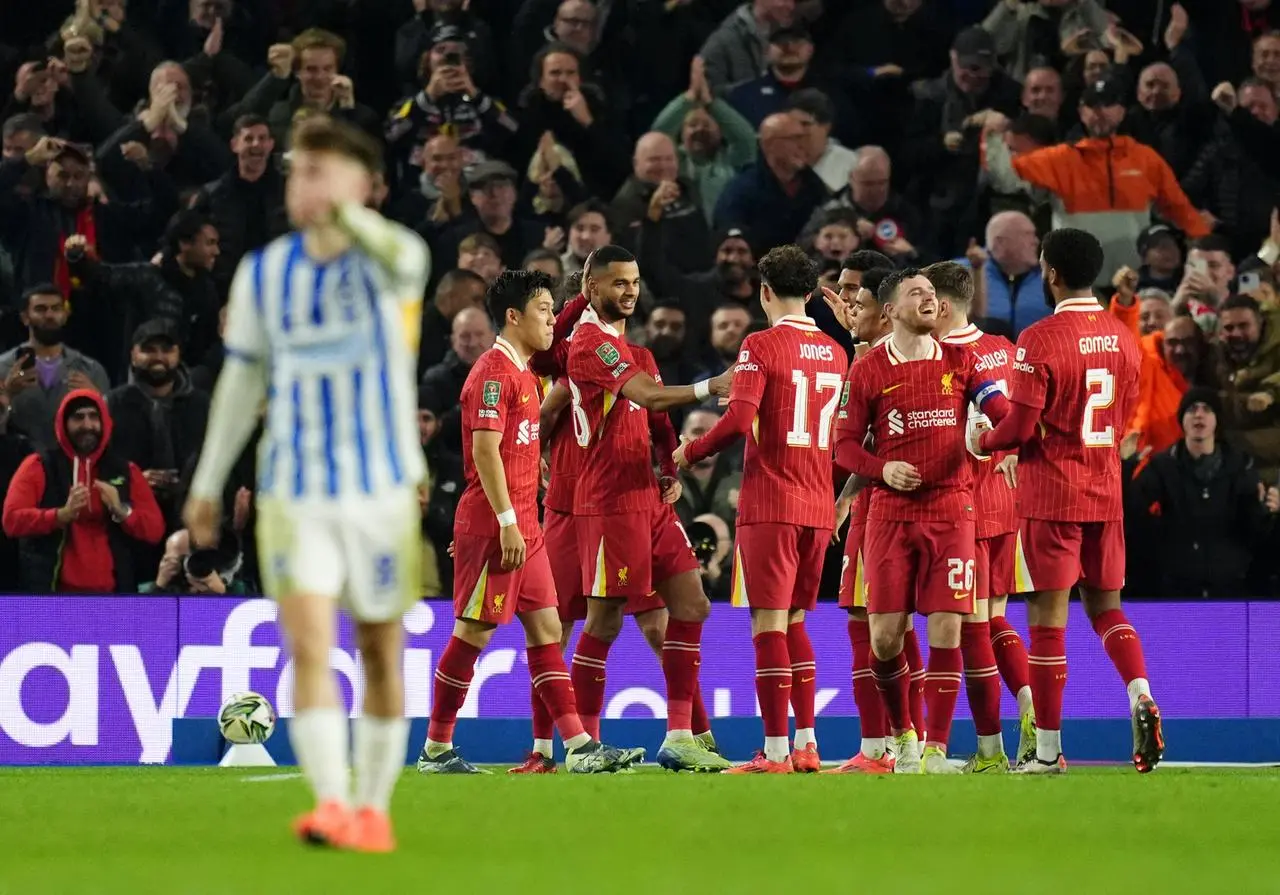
[994,454,1018,489]
[882,460,922,492]
[182,496,222,548]
[500,524,526,570]
[672,437,692,472]
[659,474,683,503]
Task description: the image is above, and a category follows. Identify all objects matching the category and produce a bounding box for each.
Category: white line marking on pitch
[241,772,304,782]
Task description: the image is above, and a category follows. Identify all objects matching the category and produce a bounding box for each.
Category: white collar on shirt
[493,336,526,371]
[1054,297,1104,314]
[941,322,982,344]
[774,314,819,332]
[579,303,623,337]
[885,334,943,365]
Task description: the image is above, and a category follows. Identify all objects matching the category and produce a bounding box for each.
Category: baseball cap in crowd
[952,26,996,70]
[53,141,92,165]
[713,226,751,249]
[768,24,811,45]
[432,23,466,46]
[132,319,180,348]
[466,159,518,189]
[1081,77,1127,108]
[1136,222,1182,257]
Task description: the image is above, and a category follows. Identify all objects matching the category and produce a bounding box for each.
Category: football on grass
[218,692,276,745]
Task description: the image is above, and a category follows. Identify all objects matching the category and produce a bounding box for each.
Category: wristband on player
[693,379,711,400]
[496,508,517,527]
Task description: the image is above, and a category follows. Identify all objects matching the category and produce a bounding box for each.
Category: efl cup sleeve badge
[596,342,621,366]
[482,380,502,407]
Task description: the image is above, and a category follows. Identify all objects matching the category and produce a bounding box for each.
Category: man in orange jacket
[982,76,1211,282]
[2,389,164,592]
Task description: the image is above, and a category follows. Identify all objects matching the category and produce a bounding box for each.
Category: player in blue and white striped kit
[185,117,428,853]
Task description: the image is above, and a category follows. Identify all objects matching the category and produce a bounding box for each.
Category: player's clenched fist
[881,460,921,491]
[499,523,526,570]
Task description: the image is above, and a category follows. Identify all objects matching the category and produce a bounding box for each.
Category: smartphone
[16,346,36,371]
[1186,256,1208,278]
[1239,271,1262,294]
[442,51,463,66]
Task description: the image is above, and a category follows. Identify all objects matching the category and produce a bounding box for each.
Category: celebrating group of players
[185,119,1170,855]
[428,228,1168,778]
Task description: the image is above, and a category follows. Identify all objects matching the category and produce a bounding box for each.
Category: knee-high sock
[1028,625,1067,761]
[753,630,791,760]
[528,643,588,745]
[872,650,913,734]
[961,621,1003,738]
[663,619,702,733]
[290,707,350,805]
[787,620,816,748]
[691,679,710,736]
[849,617,887,747]
[353,715,408,812]
[902,628,926,738]
[989,615,1031,699]
[923,646,963,751]
[1091,609,1151,708]
[427,637,480,745]
[569,632,611,740]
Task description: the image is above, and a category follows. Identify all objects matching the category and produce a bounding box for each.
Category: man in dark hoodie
[1,388,164,592]
[107,319,211,534]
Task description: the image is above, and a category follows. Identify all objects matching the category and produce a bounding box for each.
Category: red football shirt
[566,306,660,515]
[690,315,845,527]
[835,336,1006,522]
[454,337,544,540]
[942,323,1017,540]
[1006,297,1141,522]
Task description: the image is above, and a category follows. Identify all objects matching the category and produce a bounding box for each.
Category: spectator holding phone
[0,284,109,451]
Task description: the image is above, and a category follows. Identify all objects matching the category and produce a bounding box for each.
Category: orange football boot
[722,751,794,774]
[292,799,353,848]
[791,742,821,773]
[821,751,894,774]
[348,807,396,853]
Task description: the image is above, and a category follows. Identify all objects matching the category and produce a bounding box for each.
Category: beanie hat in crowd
[1178,386,1222,428]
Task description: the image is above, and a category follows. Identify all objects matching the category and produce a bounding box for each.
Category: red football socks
[989,615,1031,696]
[961,622,1003,737]
[753,631,791,738]
[692,680,710,736]
[872,650,913,734]
[530,682,554,742]
[528,643,586,743]
[848,617,886,739]
[1091,609,1149,684]
[427,636,481,744]
[787,621,817,732]
[569,632,612,740]
[662,619,703,731]
[1028,626,1067,730]
[903,628,926,737]
[924,646,963,750]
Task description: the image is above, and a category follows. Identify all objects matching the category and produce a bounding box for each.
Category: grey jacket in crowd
[0,345,111,451]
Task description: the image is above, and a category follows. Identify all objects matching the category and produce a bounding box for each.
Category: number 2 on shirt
[1081,367,1116,447]
[786,370,843,449]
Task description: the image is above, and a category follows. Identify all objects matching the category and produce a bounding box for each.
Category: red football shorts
[578,503,699,600]
[730,522,831,612]
[837,520,868,610]
[452,532,557,625]
[863,519,976,616]
[543,509,664,621]
[1015,519,1125,592]
[976,531,1016,600]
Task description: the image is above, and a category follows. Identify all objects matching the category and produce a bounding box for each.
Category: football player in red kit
[834,268,1011,774]
[566,245,733,772]
[676,246,846,773]
[418,270,640,775]
[975,228,1162,774]
[928,261,1032,772]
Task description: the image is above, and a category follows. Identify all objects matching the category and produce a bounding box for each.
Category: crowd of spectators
[1,0,1280,601]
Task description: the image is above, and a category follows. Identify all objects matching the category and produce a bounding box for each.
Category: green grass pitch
[1,765,1277,894]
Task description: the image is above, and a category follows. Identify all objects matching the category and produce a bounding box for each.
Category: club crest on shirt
[617,566,629,585]
[839,381,851,407]
[940,372,954,395]
[492,592,505,614]
[482,380,501,407]
[596,342,621,366]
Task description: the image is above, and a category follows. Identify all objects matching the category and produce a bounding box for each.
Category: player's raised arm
[185,256,269,540]
[975,334,1046,455]
[680,335,764,467]
[620,368,731,412]
[332,202,431,353]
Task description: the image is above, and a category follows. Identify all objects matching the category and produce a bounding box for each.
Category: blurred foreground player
[418,270,641,775]
[975,229,1163,774]
[185,117,429,852]
[929,261,1028,772]
[566,245,733,772]
[835,269,1011,774]
[821,265,899,774]
[676,246,846,773]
